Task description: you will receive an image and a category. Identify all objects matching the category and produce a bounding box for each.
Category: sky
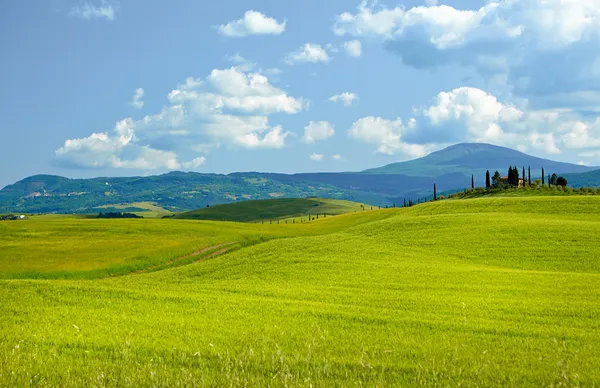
[3,0,600,188]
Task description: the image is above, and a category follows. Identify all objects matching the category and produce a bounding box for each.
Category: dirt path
[129,242,236,275]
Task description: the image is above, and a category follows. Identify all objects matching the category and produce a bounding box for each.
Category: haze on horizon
[3,0,600,187]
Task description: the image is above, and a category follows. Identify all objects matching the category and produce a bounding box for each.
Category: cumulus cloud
[286,44,330,64]
[348,85,600,164]
[343,40,362,57]
[56,67,306,170]
[69,1,115,21]
[225,53,256,72]
[129,88,144,109]
[329,92,358,106]
[332,154,343,160]
[309,153,325,162]
[303,121,335,143]
[334,1,600,110]
[348,116,431,157]
[218,11,286,37]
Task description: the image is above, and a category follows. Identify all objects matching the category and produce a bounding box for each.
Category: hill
[2,143,597,214]
[563,169,600,188]
[363,143,597,176]
[174,198,367,222]
[1,196,599,385]
[0,172,387,214]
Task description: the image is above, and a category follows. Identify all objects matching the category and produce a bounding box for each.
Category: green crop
[1,196,599,386]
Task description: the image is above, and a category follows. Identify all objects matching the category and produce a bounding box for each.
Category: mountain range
[1,143,598,214]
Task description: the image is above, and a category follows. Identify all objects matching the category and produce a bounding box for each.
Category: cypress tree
[434,183,437,200]
[486,170,491,189]
[528,166,531,185]
[542,168,545,185]
[403,198,407,208]
[523,166,526,186]
[471,175,474,189]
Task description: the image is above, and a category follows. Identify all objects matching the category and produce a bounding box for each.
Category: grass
[174,197,368,222]
[1,196,600,385]
[94,201,174,218]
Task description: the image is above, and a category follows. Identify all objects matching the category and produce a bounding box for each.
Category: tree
[434,183,437,200]
[528,166,531,185]
[471,175,474,190]
[486,170,491,189]
[542,168,545,185]
[557,176,568,187]
[507,166,519,186]
[492,171,502,188]
[522,167,526,186]
[550,173,558,186]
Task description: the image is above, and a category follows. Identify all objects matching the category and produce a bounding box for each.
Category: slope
[174,198,368,222]
[1,196,599,386]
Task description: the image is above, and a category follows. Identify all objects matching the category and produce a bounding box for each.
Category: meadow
[174,198,368,222]
[1,196,599,386]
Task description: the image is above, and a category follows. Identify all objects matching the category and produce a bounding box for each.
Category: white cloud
[335,1,600,111]
[348,116,431,157]
[309,153,325,162]
[329,92,358,106]
[69,2,115,21]
[346,86,600,164]
[56,67,305,170]
[218,11,286,37]
[129,88,144,109]
[343,40,362,57]
[304,121,335,143]
[332,154,343,160]
[286,44,330,64]
[226,53,256,72]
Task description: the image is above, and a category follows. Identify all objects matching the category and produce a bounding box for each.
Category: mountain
[363,143,598,176]
[2,143,597,214]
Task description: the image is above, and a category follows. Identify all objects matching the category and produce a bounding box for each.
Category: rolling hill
[1,196,599,385]
[0,172,387,214]
[174,198,367,222]
[2,142,598,214]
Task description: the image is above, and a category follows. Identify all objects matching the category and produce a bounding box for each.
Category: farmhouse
[501,176,526,187]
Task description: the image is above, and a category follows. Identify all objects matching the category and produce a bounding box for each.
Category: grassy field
[1,196,599,386]
[174,198,368,222]
[94,202,174,218]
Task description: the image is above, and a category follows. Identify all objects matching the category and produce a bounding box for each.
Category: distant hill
[2,143,595,214]
[0,172,387,214]
[562,169,600,188]
[174,198,366,222]
[364,143,597,177]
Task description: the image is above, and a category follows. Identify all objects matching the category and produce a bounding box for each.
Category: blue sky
[2,0,600,188]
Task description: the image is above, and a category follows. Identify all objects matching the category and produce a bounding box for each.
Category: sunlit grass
[1,196,599,385]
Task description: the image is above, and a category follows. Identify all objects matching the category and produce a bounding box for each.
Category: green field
[94,202,174,218]
[175,198,369,222]
[1,196,599,386]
